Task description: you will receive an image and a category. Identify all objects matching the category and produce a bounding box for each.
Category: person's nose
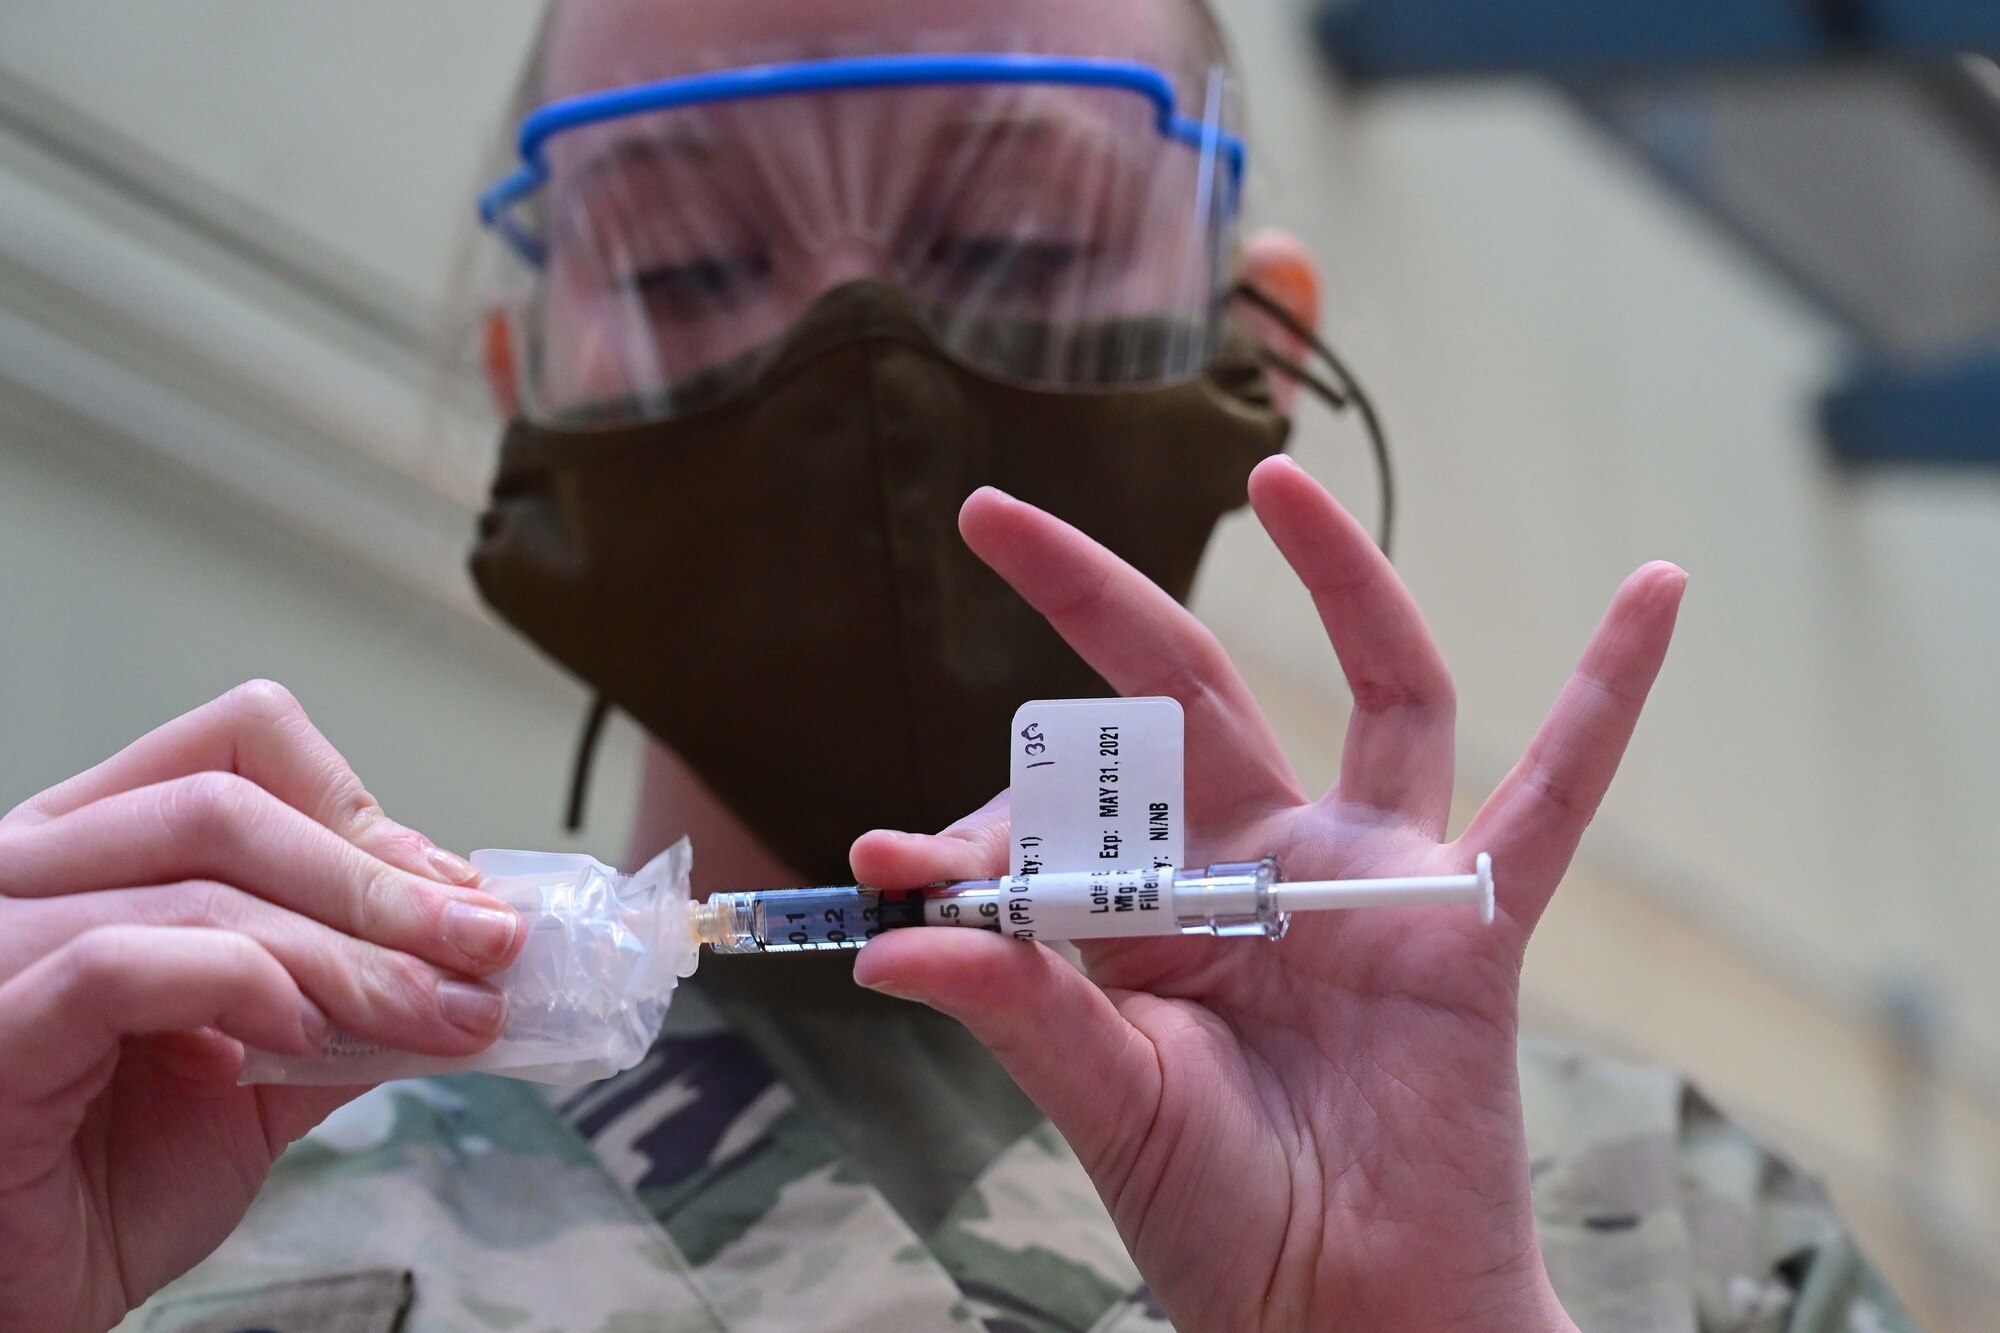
[801,235,894,292]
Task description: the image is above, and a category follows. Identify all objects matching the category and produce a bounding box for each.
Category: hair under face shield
[479,50,1247,424]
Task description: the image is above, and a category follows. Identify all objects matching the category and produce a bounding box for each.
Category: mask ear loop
[565,695,613,834]
[1230,281,1396,558]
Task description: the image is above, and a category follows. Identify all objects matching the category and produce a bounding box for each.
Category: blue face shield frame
[477,52,1248,266]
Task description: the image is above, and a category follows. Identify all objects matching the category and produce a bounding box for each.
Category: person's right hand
[0,681,526,1333]
[853,464,1683,1331]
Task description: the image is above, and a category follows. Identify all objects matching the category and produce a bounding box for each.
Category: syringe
[690,854,1494,955]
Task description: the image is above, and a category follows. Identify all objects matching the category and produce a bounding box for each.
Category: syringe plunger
[1271,854,1494,924]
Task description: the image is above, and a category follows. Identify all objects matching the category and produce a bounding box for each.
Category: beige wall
[0,399,644,871]
[1199,2,2000,1322]
[1201,0,2000,1097]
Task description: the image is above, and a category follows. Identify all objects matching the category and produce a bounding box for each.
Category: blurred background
[0,2,1994,1325]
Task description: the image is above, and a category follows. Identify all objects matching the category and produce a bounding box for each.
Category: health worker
[0,3,1912,1330]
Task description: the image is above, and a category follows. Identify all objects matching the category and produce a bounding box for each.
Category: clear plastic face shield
[479,43,1246,425]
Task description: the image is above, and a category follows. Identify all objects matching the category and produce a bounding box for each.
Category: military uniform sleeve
[1521,1035,1920,1333]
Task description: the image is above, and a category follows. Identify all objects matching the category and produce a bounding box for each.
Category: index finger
[0,774,524,977]
[6,681,477,886]
[959,488,1305,820]
[849,791,1013,888]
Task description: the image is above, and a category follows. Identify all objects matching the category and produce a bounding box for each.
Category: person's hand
[851,457,1685,1332]
[0,682,525,1333]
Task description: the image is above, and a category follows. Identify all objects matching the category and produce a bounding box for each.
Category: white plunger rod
[1270,853,1494,924]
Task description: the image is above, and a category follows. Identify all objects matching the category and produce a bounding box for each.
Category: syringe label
[1009,697,1185,877]
[983,869,1181,941]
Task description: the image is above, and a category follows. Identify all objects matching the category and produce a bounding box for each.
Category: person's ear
[482,308,521,420]
[1238,229,1322,413]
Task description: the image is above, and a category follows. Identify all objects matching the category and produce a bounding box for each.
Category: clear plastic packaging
[239,839,696,1086]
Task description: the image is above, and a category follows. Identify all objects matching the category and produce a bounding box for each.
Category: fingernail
[438,980,508,1035]
[425,844,482,886]
[298,994,331,1047]
[444,901,519,966]
[857,975,915,1001]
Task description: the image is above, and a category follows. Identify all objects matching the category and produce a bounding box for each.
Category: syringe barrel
[696,862,1292,953]
[964,866,1180,941]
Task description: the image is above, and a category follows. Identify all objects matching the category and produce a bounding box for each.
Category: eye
[631,253,772,305]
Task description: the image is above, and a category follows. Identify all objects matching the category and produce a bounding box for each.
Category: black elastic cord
[1232,281,1396,558]
[565,694,612,833]
[1255,345,1348,410]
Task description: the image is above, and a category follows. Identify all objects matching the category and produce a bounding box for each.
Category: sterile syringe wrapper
[239,839,696,1086]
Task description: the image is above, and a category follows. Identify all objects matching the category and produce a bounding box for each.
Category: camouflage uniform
[124,974,1916,1332]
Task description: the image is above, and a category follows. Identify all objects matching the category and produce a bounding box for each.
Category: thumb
[854,928,1159,1177]
[849,799,1161,1174]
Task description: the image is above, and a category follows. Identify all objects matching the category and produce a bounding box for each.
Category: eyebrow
[926,111,1151,222]
[549,100,1153,237]
[935,109,1142,169]
[561,131,722,201]
[559,87,1147,182]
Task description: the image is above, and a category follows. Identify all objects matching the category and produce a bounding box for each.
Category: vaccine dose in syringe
[690,855,1495,955]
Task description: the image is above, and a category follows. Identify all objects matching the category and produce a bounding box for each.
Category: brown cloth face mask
[471,281,1290,884]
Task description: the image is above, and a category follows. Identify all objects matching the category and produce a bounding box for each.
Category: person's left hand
[849,455,1684,1331]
